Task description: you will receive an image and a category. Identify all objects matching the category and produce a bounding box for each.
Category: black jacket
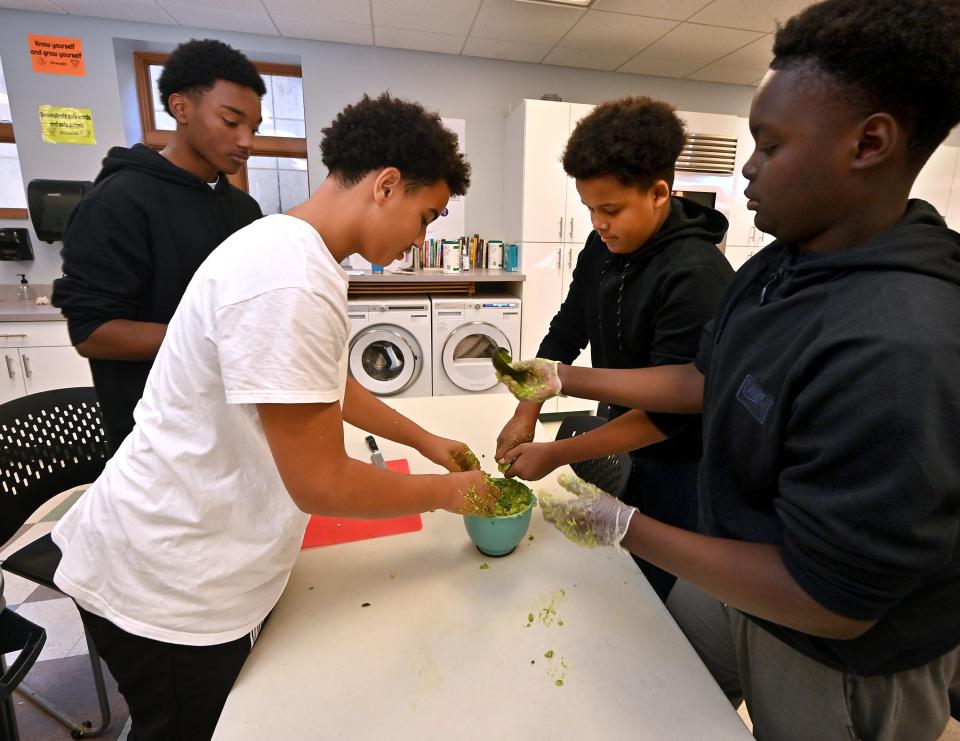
[696,200,960,674]
[539,196,734,460]
[52,144,262,451]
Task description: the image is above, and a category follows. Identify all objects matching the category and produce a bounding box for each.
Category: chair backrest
[0,387,108,545]
[555,415,633,498]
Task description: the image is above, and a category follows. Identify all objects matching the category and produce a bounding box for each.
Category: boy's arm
[341,377,477,471]
[75,320,167,360]
[258,400,496,517]
[501,409,666,481]
[557,361,705,413]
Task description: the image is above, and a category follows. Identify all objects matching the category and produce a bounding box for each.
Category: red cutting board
[301,459,423,548]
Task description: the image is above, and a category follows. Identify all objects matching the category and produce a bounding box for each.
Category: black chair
[0,387,112,738]
[1,572,47,741]
[555,415,633,498]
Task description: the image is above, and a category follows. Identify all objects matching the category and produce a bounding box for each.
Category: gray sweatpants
[667,579,960,741]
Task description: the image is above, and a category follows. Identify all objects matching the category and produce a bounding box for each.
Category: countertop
[213,394,750,741]
[0,284,63,322]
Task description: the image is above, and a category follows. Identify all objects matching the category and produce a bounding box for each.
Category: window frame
[0,121,28,219]
[133,52,307,192]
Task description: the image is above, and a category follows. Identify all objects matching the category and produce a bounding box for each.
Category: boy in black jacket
[500,0,960,737]
[53,39,265,452]
[496,97,734,600]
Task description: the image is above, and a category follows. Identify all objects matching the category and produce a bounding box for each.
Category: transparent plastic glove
[495,358,562,404]
[539,472,637,552]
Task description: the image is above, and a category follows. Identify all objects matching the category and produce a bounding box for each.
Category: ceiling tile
[542,46,632,72]
[686,63,765,84]
[372,0,481,36]
[53,0,176,23]
[375,27,465,55]
[272,15,372,44]
[617,55,702,77]
[156,0,265,12]
[688,0,814,33]
[560,10,676,54]
[158,3,279,35]
[639,21,761,63]
[715,32,772,69]
[262,0,369,24]
[471,0,584,46]
[461,36,551,63]
[0,0,65,10]
[592,0,712,20]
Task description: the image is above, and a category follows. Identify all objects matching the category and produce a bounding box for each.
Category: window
[133,52,308,214]
[0,56,28,219]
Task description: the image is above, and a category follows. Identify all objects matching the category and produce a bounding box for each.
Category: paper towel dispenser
[0,228,34,261]
[27,179,93,243]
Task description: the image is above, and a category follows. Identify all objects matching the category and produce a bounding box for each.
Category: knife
[365,435,386,469]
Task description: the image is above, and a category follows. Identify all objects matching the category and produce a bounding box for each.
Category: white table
[213,394,751,740]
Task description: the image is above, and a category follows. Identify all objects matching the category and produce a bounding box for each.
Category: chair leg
[13,629,111,738]
[1,654,22,741]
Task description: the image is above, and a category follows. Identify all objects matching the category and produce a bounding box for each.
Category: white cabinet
[911,144,959,220]
[0,322,93,401]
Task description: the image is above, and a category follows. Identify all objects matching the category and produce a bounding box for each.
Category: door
[440,322,511,392]
[521,100,572,243]
[348,325,423,397]
[20,346,93,395]
[1,350,26,403]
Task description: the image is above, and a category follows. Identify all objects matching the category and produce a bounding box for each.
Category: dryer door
[441,321,512,392]
[349,325,423,396]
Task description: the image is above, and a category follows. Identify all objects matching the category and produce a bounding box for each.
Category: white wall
[0,7,760,284]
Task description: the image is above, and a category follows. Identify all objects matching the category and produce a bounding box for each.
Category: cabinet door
[564,103,596,245]
[21,346,93,395]
[521,101,572,243]
[1,350,26,403]
[519,242,563,360]
[910,144,959,218]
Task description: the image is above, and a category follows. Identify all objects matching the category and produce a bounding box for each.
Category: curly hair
[772,0,960,161]
[159,39,266,115]
[562,97,686,189]
[320,93,470,196]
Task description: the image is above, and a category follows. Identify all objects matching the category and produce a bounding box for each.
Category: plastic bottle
[16,274,35,302]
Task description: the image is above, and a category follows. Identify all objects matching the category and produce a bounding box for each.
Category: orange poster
[28,35,85,76]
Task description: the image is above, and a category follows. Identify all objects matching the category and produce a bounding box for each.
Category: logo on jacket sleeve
[736,374,773,424]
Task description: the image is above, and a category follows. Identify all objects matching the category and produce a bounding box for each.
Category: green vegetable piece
[491,347,524,379]
[479,563,490,570]
[544,650,554,659]
[527,613,534,623]
[555,679,564,686]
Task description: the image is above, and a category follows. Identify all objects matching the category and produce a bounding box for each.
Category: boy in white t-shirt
[52,92,499,741]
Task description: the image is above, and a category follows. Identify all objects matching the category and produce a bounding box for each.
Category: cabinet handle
[21,353,31,378]
[558,216,564,239]
[0,333,28,339]
[556,248,562,270]
[4,355,14,379]
[569,217,574,240]
[567,248,572,269]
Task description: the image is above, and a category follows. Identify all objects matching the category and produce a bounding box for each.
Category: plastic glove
[495,358,562,404]
[539,472,637,552]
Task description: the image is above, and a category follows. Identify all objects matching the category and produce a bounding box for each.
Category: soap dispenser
[16,274,35,302]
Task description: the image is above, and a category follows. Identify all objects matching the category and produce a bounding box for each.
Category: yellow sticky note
[38,105,96,145]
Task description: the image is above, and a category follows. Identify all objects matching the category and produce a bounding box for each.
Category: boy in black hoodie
[499,0,960,737]
[52,39,265,452]
[496,97,734,600]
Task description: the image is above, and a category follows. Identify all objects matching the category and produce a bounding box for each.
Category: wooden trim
[253,62,302,77]
[0,122,14,144]
[143,130,173,149]
[0,208,28,219]
[133,52,160,136]
[248,135,307,158]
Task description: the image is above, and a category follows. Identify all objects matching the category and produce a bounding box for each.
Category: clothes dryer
[431,295,521,396]
[347,295,432,398]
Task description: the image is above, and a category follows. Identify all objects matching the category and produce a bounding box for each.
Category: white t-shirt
[53,214,349,646]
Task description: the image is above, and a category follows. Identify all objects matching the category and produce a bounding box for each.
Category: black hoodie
[52,144,262,451]
[696,200,960,675]
[539,196,734,460]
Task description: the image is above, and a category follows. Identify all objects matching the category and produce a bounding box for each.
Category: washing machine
[432,295,521,395]
[347,295,432,398]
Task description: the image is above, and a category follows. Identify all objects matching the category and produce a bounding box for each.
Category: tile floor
[3,459,958,740]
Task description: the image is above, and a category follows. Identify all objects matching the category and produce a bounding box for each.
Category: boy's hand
[444,470,502,515]
[540,473,637,551]
[420,435,481,472]
[495,358,562,404]
[498,441,559,481]
[495,411,536,461]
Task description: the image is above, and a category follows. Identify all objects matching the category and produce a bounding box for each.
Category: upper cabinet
[911,144,959,223]
[504,99,595,245]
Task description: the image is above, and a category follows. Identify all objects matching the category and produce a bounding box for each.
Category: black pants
[623,456,700,602]
[78,607,260,741]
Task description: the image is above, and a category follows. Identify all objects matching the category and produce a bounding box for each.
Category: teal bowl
[463,486,536,557]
